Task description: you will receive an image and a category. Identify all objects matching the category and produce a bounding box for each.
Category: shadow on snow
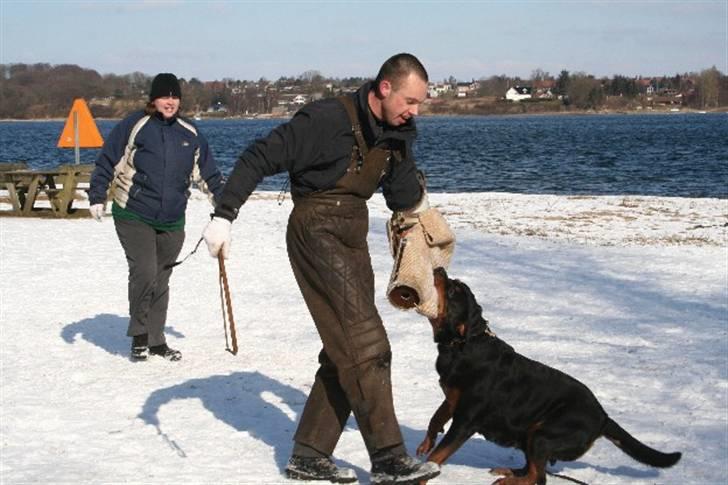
[60,313,185,358]
[136,370,660,483]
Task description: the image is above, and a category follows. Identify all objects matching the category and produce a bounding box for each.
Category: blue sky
[1,0,726,82]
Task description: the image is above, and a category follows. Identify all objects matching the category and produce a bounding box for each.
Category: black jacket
[215,82,422,220]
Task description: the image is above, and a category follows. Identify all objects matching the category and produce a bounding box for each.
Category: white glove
[89,203,105,222]
[203,216,232,259]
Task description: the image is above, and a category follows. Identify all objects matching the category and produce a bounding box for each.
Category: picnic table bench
[0,163,96,218]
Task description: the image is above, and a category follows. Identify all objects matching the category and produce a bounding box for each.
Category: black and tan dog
[416,268,681,485]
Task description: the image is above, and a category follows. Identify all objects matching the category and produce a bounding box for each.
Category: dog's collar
[448,337,466,348]
[448,328,497,347]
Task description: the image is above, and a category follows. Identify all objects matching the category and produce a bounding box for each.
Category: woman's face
[153,96,180,119]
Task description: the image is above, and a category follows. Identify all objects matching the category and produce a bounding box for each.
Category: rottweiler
[416,268,681,485]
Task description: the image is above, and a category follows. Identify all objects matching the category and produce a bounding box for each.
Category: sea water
[1,113,725,198]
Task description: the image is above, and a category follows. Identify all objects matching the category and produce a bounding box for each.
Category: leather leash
[218,253,238,355]
[164,237,203,270]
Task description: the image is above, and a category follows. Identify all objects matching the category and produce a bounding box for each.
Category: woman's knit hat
[149,73,182,101]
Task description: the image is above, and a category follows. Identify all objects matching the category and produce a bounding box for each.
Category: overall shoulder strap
[338,95,369,158]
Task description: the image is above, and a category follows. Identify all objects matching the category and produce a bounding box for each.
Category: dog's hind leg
[492,435,533,477]
[491,421,566,485]
[516,421,596,485]
[491,459,546,485]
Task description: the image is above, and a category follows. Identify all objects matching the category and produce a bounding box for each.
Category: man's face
[153,96,181,119]
[379,73,428,126]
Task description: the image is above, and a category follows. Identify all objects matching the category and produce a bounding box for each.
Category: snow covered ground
[1,191,726,484]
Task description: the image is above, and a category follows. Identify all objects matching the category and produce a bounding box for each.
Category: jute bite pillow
[386,207,456,318]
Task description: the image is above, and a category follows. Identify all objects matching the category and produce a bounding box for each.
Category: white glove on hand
[89,203,105,222]
[203,216,232,259]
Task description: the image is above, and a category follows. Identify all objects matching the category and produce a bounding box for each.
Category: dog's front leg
[417,398,451,455]
[417,387,472,485]
[417,385,460,455]
[422,414,474,484]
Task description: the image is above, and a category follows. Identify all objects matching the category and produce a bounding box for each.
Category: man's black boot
[285,455,357,483]
[148,343,182,361]
[370,453,440,485]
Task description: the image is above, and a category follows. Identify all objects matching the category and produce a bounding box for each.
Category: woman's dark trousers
[114,218,185,347]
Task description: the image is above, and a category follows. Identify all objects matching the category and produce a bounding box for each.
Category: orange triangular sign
[57,98,104,148]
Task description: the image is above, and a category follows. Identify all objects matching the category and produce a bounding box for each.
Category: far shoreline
[1,106,725,123]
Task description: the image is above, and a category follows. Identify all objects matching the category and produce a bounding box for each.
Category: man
[203,53,440,484]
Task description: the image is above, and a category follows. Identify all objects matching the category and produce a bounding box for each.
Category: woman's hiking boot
[130,334,148,361]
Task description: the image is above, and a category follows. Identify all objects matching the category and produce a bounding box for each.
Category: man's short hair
[374,53,428,91]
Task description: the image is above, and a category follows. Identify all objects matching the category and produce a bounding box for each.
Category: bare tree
[696,66,720,108]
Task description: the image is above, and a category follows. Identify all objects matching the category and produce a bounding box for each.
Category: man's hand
[89,203,105,222]
[203,216,232,259]
[416,433,437,457]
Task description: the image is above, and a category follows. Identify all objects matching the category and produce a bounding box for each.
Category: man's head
[369,53,428,127]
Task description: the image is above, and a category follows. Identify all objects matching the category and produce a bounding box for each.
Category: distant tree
[299,70,323,82]
[718,72,728,107]
[567,72,603,109]
[608,74,637,97]
[665,73,682,91]
[530,68,551,82]
[126,71,148,97]
[695,66,721,108]
[477,75,510,97]
[179,77,209,114]
[555,70,570,96]
[340,76,367,87]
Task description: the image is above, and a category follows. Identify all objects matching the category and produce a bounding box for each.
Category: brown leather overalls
[286,96,404,457]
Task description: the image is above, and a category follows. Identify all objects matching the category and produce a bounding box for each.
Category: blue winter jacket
[89,110,224,224]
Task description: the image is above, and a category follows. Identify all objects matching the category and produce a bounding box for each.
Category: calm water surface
[1,113,725,198]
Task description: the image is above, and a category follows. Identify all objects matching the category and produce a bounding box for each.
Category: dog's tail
[602,417,681,468]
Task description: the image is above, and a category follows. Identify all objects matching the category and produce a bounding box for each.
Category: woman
[89,73,224,362]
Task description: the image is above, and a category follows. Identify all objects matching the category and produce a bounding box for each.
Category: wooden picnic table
[0,163,95,218]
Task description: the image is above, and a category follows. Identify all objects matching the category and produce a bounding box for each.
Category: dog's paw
[490,467,515,477]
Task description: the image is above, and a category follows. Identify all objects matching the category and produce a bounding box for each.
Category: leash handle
[164,237,204,270]
[218,254,238,355]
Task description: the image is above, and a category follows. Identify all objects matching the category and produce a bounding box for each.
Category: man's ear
[379,79,392,98]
